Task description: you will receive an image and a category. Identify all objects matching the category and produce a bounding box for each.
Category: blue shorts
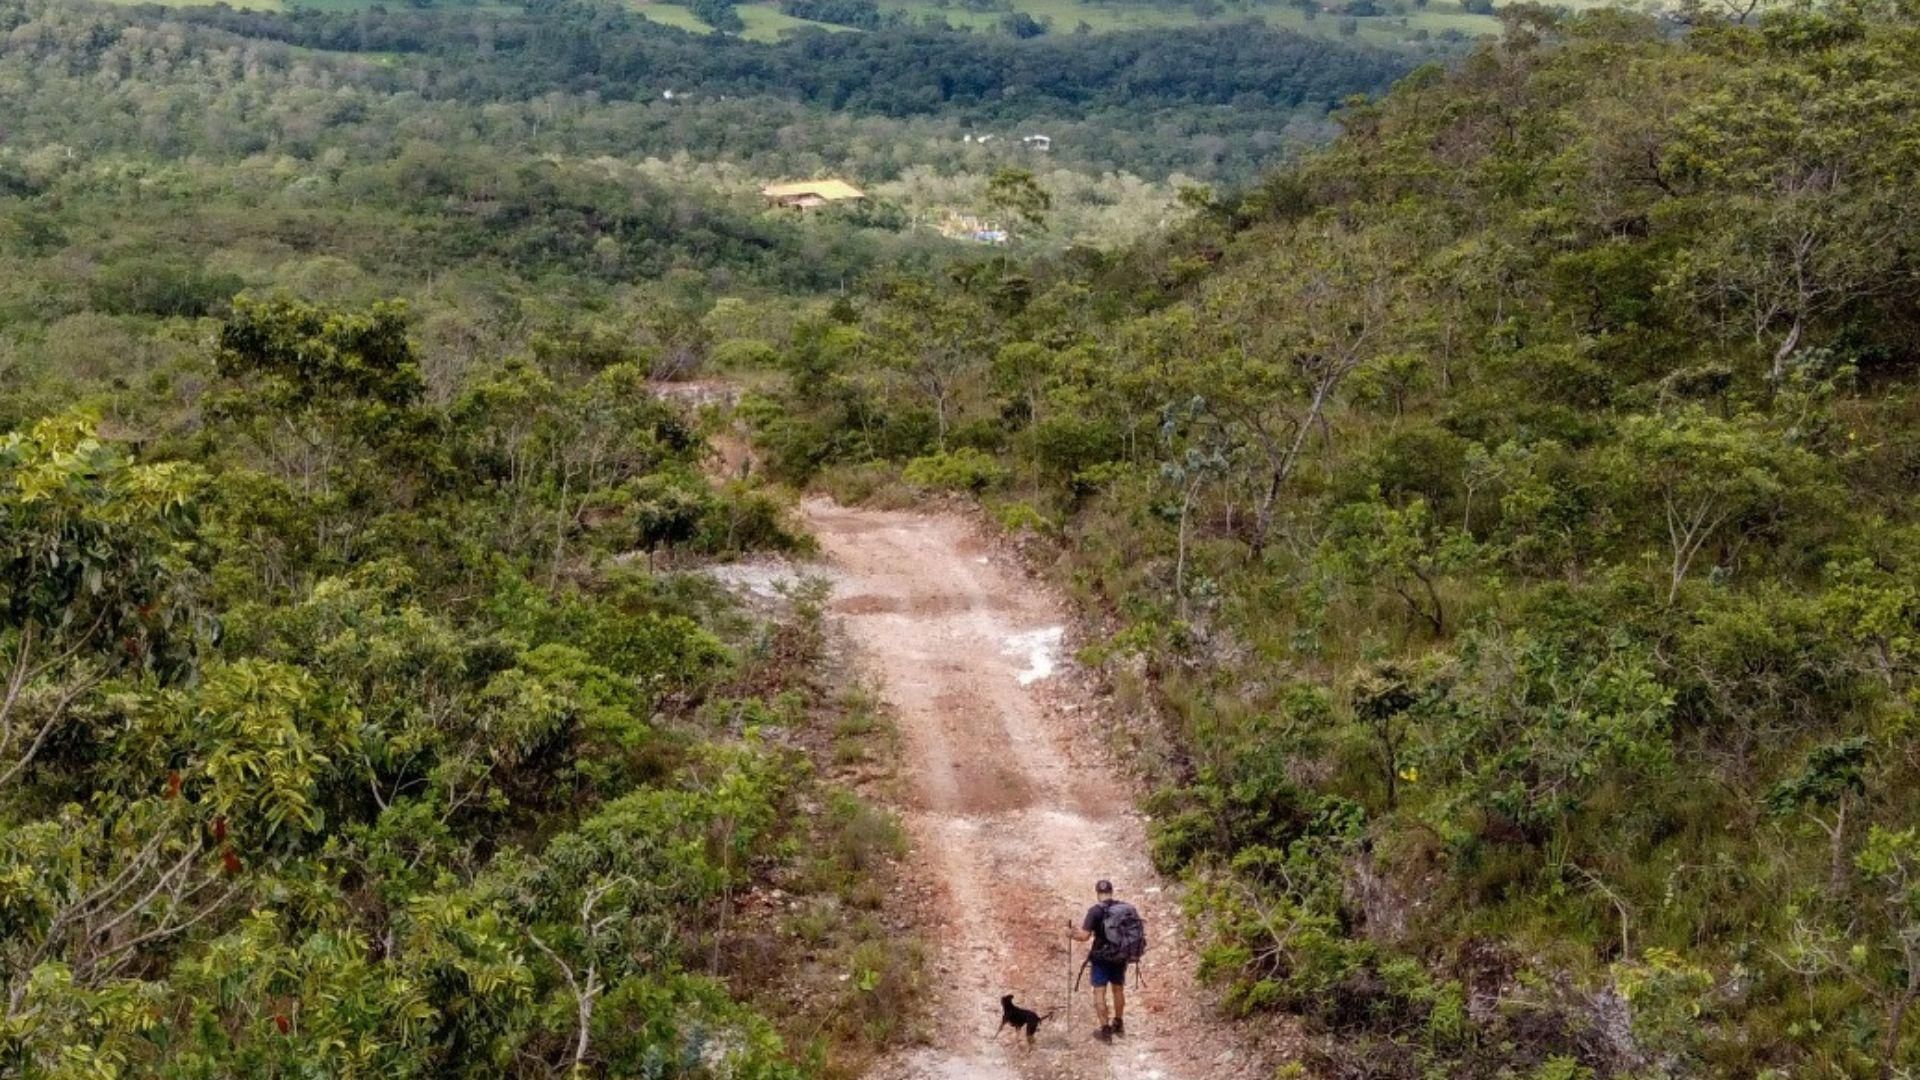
[1089,959,1127,988]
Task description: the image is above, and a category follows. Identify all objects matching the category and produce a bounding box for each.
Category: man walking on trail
[1067,879,1145,1043]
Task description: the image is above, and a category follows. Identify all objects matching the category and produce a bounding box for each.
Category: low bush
[903,447,1010,493]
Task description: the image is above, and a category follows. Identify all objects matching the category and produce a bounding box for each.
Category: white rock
[1002,626,1065,686]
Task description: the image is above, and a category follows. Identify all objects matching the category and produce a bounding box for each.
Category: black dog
[997,994,1056,1047]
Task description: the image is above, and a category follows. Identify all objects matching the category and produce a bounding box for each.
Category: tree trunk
[1175,480,1198,619]
[1248,466,1284,561]
[549,471,570,590]
[1247,378,1337,560]
[1378,725,1398,811]
[1770,315,1804,383]
[1883,972,1916,1080]
[1827,799,1851,901]
[1412,565,1446,637]
[572,969,596,1074]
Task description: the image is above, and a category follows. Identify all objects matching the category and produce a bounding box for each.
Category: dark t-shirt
[1082,901,1112,950]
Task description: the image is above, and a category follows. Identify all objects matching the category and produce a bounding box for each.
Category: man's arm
[1067,906,1094,941]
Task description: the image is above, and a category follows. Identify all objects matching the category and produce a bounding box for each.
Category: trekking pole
[1064,933,1074,1034]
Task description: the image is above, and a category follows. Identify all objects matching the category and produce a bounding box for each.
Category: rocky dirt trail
[797,498,1273,1080]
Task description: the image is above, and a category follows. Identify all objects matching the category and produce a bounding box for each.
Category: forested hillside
[164,2,1407,117]
[745,3,1920,1076]
[0,0,1416,425]
[2,0,1414,182]
[0,0,1435,1067]
[11,0,1920,1072]
[0,291,945,1075]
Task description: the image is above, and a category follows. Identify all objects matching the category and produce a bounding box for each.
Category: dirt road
[800,499,1270,1080]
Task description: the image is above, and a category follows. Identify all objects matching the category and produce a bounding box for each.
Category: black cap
[1095,879,1113,894]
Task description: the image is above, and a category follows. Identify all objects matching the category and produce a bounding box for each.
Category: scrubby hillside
[0,298,925,1076]
[748,4,1920,1075]
[0,0,1444,1065]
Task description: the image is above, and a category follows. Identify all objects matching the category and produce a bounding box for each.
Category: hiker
[1066,878,1146,1042]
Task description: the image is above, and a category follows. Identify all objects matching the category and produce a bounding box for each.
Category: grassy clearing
[82,0,1596,44]
[632,0,858,39]
[739,3,861,37]
[890,0,1208,31]
[81,0,1616,37]
[93,0,524,11]
[889,0,1513,44]
[92,0,283,10]
[636,0,1513,45]
[633,0,717,31]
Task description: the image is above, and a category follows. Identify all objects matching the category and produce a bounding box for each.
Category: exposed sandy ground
[798,498,1273,1080]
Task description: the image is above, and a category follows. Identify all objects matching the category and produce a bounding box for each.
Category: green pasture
[632,0,858,37]
[93,0,283,10]
[635,0,1511,44]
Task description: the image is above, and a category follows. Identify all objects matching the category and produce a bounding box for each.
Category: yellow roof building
[761,179,866,207]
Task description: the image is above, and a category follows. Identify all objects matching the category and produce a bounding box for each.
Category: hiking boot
[1092,1024,1113,1043]
[1110,1017,1125,1037]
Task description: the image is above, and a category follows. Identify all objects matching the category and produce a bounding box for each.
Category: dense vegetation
[0,290,932,1076]
[85,0,1415,179]
[643,0,1505,48]
[0,0,1418,400]
[0,0,1423,1067]
[0,0,1087,1072]
[778,0,885,29]
[20,0,1920,1072]
[183,0,1409,110]
[744,3,1920,1076]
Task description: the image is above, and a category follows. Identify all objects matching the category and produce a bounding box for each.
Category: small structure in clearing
[761,179,866,210]
[933,212,1010,244]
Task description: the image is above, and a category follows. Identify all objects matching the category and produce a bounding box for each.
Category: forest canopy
[88,1,1415,125]
[13,0,1920,1074]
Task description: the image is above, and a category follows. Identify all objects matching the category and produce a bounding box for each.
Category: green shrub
[1613,947,1715,1072]
[710,339,779,370]
[902,448,1009,493]
[1529,1058,1594,1080]
[823,791,907,876]
[816,462,917,508]
[697,482,811,554]
[990,499,1056,535]
[1029,413,1122,478]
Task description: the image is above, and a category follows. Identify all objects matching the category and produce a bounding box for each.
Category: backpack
[1094,900,1147,965]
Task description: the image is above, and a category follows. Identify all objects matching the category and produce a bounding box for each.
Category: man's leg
[1112,983,1125,1027]
[1088,965,1113,1038]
